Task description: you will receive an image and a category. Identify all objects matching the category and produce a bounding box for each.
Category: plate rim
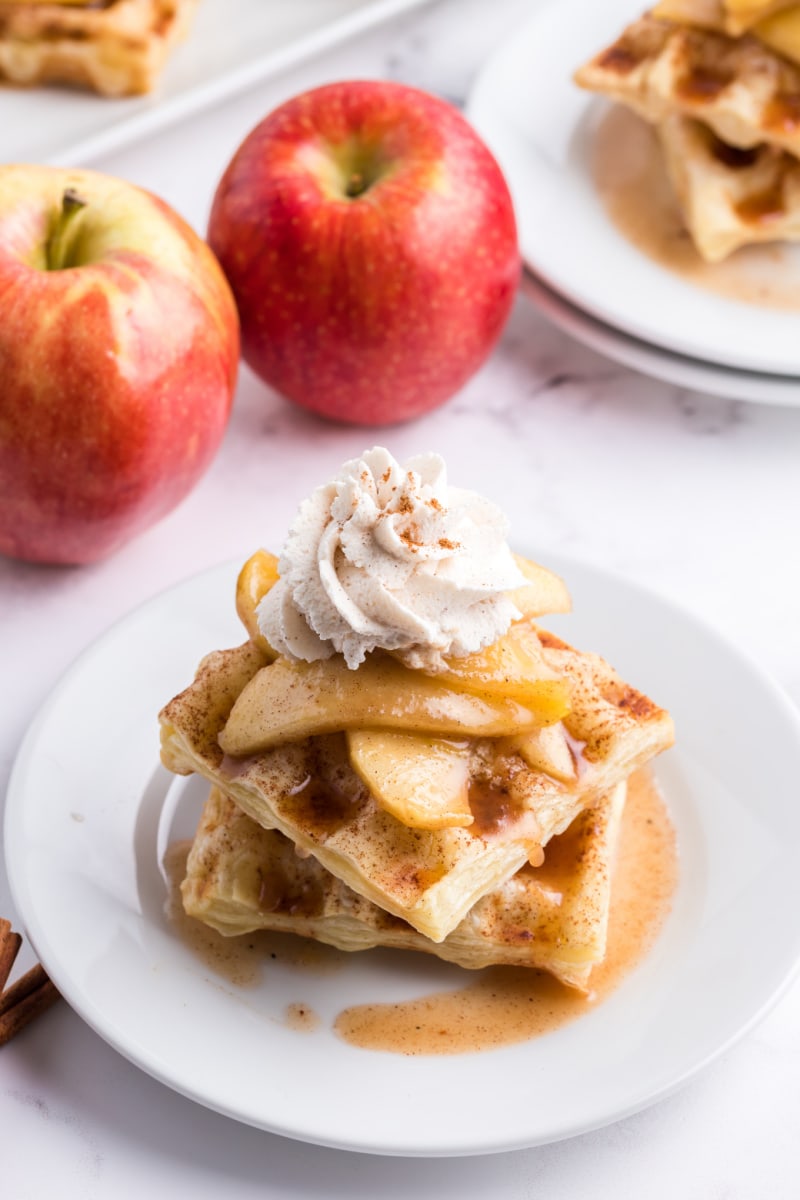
[6,552,800,1156]
[518,268,800,406]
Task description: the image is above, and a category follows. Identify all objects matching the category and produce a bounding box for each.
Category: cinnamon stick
[0,924,62,1047]
[0,972,60,1047]
[0,920,22,993]
[0,962,51,1017]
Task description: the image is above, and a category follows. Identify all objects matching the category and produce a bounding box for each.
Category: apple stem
[62,188,88,217]
[46,188,89,271]
[345,172,366,199]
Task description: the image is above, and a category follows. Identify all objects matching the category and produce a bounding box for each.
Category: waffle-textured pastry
[182,782,628,991]
[659,112,800,258]
[0,0,198,96]
[159,632,673,943]
[654,0,800,63]
[575,13,800,157]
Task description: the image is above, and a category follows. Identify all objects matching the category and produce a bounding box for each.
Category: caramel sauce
[676,65,733,103]
[285,1002,320,1033]
[468,777,542,864]
[591,105,800,310]
[525,804,595,892]
[711,141,759,170]
[468,779,536,839]
[334,768,677,1055]
[764,91,800,133]
[734,180,786,224]
[598,43,644,75]
[283,773,364,837]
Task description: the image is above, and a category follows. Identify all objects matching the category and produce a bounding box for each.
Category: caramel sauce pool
[334,769,677,1055]
[591,105,800,310]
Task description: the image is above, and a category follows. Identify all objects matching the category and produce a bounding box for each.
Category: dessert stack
[159,449,674,993]
[575,1,800,261]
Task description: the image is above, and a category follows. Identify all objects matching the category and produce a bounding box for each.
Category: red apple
[0,164,240,565]
[208,80,519,425]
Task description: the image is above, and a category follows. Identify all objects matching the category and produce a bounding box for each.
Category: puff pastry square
[658,113,800,259]
[159,631,673,943]
[0,0,198,95]
[182,782,628,992]
[575,13,800,157]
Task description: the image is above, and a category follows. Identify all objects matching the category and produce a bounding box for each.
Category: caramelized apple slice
[348,730,473,829]
[219,653,568,757]
[509,555,571,619]
[505,723,576,784]
[432,618,569,714]
[236,550,280,658]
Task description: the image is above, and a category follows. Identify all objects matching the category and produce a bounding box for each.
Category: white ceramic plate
[6,557,800,1156]
[467,0,800,379]
[521,269,800,407]
[1,0,431,167]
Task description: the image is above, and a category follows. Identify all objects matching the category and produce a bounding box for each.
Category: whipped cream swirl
[258,447,527,670]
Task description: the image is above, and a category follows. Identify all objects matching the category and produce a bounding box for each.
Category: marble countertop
[3,0,800,1194]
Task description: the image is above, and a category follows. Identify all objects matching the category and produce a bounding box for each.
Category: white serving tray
[0,0,432,167]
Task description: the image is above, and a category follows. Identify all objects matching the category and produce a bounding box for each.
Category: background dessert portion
[159,448,675,1006]
[576,2,800,261]
[0,0,198,95]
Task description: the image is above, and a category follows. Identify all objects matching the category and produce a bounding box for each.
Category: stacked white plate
[466,0,800,407]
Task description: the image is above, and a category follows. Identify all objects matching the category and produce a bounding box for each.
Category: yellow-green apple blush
[0,165,240,564]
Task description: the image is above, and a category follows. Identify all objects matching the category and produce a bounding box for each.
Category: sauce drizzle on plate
[334,768,677,1056]
[591,105,800,310]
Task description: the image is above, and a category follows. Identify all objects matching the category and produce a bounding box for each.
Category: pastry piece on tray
[659,112,800,259]
[159,630,673,943]
[0,0,198,96]
[574,13,800,157]
[181,782,628,992]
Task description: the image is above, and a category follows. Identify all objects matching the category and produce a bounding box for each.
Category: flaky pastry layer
[575,13,800,157]
[659,112,800,259]
[182,783,628,992]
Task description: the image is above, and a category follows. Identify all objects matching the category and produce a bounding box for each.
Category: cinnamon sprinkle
[0,920,60,1047]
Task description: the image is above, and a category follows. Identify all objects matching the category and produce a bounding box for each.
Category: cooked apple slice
[235,549,280,658]
[505,723,576,784]
[219,653,569,757]
[509,555,572,618]
[431,618,569,712]
[348,730,473,829]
